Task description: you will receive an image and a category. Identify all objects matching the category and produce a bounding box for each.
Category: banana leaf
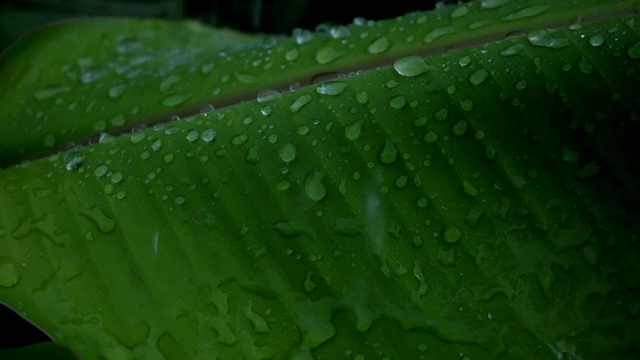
[1,0,639,358]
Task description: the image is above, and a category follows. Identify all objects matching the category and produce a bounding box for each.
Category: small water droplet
[501,43,525,56]
[279,143,297,162]
[345,121,363,140]
[452,5,469,18]
[463,179,480,196]
[379,139,398,164]
[164,153,175,163]
[481,0,512,9]
[285,48,299,61]
[465,205,485,229]
[304,271,317,293]
[578,55,594,74]
[162,94,190,107]
[289,95,312,113]
[627,41,640,59]
[0,257,20,287]
[109,83,126,98]
[452,120,468,135]
[424,131,438,142]
[485,145,497,160]
[159,74,180,92]
[459,100,474,111]
[469,69,489,85]
[65,154,85,170]
[356,91,369,104]
[444,225,462,243]
[562,147,580,163]
[367,37,390,54]
[232,134,248,145]
[43,133,56,147]
[34,85,71,100]
[186,130,199,142]
[201,62,215,74]
[434,108,448,122]
[234,71,257,84]
[446,84,456,94]
[200,104,215,115]
[130,132,145,144]
[174,195,186,205]
[500,5,549,21]
[589,34,605,47]
[458,55,471,67]
[305,171,326,201]
[330,25,351,38]
[515,79,527,89]
[316,46,343,64]
[389,96,406,109]
[423,27,456,43]
[293,28,314,44]
[394,55,429,77]
[201,129,216,143]
[416,197,429,208]
[110,171,124,183]
[316,82,348,96]
[257,89,282,103]
[297,125,310,135]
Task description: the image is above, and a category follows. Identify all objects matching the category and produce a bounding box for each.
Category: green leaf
[1,0,640,359]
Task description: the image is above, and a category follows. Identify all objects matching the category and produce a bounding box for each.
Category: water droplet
[289,95,312,113]
[164,153,175,164]
[500,5,549,21]
[578,55,594,75]
[444,225,462,243]
[304,272,317,293]
[110,171,124,183]
[42,133,56,147]
[394,55,429,77]
[305,171,326,201]
[462,179,480,196]
[65,155,85,171]
[330,25,351,38]
[109,83,126,98]
[297,125,310,135]
[367,37,390,54]
[434,108,448,122]
[94,165,108,177]
[485,145,497,160]
[527,30,570,49]
[416,197,429,208]
[201,129,217,143]
[481,0,512,9]
[293,28,314,44]
[316,46,343,64]
[130,132,145,144]
[459,100,474,111]
[234,71,257,84]
[159,74,180,92]
[356,91,369,104]
[379,139,398,164]
[201,62,215,74]
[458,55,471,67]
[34,85,71,100]
[285,48,299,61]
[501,43,525,56]
[174,195,186,205]
[469,69,489,85]
[151,139,162,151]
[446,84,456,94]
[452,5,469,18]
[279,143,297,162]
[110,114,126,126]
[627,41,640,59]
[186,130,199,142]
[232,134,248,145]
[345,121,363,140]
[0,257,20,287]
[452,120,468,135]
[423,27,456,43]
[80,205,116,233]
[589,34,605,47]
[257,89,282,103]
[162,94,190,107]
[515,79,527,89]
[465,205,485,229]
[389,96,406,109]
[316,82,348,96]
[414,117,428,127]
[562,147,580,163]
[424,131,438,142]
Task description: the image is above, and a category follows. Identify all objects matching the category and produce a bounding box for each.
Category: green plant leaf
[1,0,640,359]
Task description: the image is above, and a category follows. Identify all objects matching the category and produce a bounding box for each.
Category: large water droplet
[330,25,351,38]
[527,30,570,49]
[462,179,480,196]
[379,139,398,164]
[316,82,348,96]
[316,46,343,64]
[186,130,199,142]
[293,28,314,44]
[201,129,217,143]
[469,69,489,85]
[279,143,297,162]
[367,37,390,54]
[452,5,469,18]
[305,171,327,201]
[389,96,406,109]
[394,56,429,77]
[232,134,248,145]
[500,5,549,21]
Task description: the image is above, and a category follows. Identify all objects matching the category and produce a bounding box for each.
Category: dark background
[0,0,469,353]
[0,0,467,51]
